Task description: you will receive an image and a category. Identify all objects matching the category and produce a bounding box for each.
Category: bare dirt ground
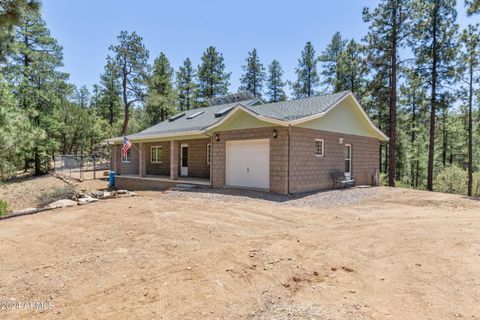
[0,175,109,212]
[0,187,479,319]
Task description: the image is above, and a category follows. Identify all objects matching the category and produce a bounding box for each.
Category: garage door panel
[226,139,270,189]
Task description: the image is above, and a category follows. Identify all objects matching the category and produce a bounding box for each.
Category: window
[207,143,212,164]
[122,148,131,163]
[151,146,163,163]
[315,139,324,157]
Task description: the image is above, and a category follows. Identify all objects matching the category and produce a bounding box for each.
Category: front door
[180,144,188,176]
[344,144,352,178]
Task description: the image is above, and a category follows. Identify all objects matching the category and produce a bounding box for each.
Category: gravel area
[163,186,382,208]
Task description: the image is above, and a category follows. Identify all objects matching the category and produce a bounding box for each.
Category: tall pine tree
[197,46,230,101]
[108,31,149,135]
[98,60,122,128]
[292,42,319,99]
[7,11,67,174]
[239,48,266,98]
[319,32,347,92]
[412,0,458,191]
[266,59,287,102]
[145,52,176,125]
[176,57,198,111]
[336,39,367,94]
[363,0,413,187]
[459,24,480,196]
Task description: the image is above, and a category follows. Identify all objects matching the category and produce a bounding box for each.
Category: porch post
[170,140,179,180]
[138,142,146,177]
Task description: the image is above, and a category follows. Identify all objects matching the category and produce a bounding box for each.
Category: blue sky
[42,0,476,95]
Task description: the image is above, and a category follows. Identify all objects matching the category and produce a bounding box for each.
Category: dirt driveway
[0,187,479,319]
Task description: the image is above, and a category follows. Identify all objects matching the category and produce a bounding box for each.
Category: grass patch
[37,185,76,207]
[0,199,8,216]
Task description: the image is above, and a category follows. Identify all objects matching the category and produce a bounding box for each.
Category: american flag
[123,137,132,157]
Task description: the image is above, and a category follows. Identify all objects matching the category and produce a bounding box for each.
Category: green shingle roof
[126,91,351,139]
[248,91,350,121]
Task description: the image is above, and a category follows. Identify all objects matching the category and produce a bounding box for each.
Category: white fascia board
[106,130,207,145]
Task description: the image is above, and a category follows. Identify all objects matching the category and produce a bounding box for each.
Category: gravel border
[163,186,381,208]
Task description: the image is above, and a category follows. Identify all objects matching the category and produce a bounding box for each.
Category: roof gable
[293,94,388,141]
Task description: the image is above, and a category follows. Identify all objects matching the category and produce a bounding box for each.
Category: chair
[330,170,356,190]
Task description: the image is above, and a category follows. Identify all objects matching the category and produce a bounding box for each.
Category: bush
[434,165,467,195]
[37,185,76,207]
[0,199,8,216]
[472,172,480,197]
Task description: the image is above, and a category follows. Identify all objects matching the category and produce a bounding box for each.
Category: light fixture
[215,134,220,142]
[272,129,278,139]
[339,138,344,144]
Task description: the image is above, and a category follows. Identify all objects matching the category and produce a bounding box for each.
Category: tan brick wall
[119,143,140,176]
[144,141,170,176]
[211,127,289,194]
[290,127,379,193]
[182,138,211,178]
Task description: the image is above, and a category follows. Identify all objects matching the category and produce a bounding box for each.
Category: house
[107,90,388,194]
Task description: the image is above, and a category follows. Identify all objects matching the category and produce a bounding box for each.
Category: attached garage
[225,139,270,190]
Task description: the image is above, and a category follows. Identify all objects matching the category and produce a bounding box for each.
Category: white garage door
[226,139,270,189]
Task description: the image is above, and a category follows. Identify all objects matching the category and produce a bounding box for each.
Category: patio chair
[330,170,356,190]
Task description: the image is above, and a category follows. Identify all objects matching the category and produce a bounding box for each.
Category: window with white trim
[207,143,212,164]
[122,148,131,162]
[315,139,324,157]
[150,146,163,163]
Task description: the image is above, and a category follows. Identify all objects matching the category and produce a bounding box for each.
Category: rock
[15,207,38,214]
[92,190,112,199]
[77,196,99,205]
[116,189,128,194]
[46,199,77,209]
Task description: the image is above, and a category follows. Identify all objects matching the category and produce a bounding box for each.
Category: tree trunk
[388,1,398,187]
[427,0,439,191]
[467,63,473,196]
[441,107,447,167]
[121,75,129,135]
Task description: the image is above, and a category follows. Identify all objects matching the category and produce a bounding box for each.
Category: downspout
[205,131,213,188]
[287,124,292,195]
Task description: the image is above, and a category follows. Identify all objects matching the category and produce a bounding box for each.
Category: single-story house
[107,90,388,194]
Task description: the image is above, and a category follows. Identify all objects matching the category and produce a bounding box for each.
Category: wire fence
[54,154,111,180]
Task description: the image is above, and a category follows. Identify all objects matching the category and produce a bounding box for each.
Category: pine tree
[336,39,367,94]
[399,70,429,188]
[459,24,480,196]
[108,30,149,135]
[197,46,231,100]
[266,59,287,102]
[145,52,177,125]
[465,0,480,15]
[176,57,198,111]
[7,11,67,174]
[363,0,413,187]
[0,0,40,60]
[98,60,122,128]
[319,32,347,92]
[239,48,266,98]
[75,85,90,108]
[292,42,319,99]
[412,0,458,191]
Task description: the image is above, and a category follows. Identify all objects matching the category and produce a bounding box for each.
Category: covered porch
[112,138,212,189]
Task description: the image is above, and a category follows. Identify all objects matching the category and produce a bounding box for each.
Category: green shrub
[434,165,467,195]
[37,185,76,207]
[379,173,388,186]
[472,172,480,197]
[0,199,8,216]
